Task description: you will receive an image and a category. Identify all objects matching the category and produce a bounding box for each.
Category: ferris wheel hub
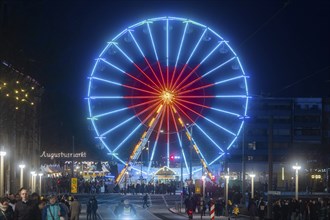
[161,90,175,104]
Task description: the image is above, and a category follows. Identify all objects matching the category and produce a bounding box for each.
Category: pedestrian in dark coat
[14,188,39,220]
[0,197,14,220]
[247,199,258,220]
[89,197,98,220]
[142,194,149,208]
[86,200,92,220]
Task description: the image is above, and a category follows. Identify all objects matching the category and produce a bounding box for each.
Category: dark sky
[1,0,329,157]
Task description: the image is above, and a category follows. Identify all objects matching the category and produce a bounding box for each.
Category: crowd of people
[182,188,330,219]
[0,187,98,220]
[44,175,181,195]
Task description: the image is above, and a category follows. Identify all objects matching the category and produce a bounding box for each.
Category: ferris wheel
[87,16,249,182]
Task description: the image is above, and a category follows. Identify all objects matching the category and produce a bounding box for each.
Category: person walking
[89,197,98,220]
[42,194,67,220]
[247,198,258,220]
[69,197,81,220]
[142,194,149,208]
[86,200,92,220]
[14,188,39,220]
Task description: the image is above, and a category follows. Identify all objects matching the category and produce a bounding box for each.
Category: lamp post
[33,173,37,193]
[225,174,229,217]
[249,173,256,199]
[140,147,144,183]
[292,163,301,200]
[30,171,36,192]
[38,173,43,195]
[19,164,26,188]
[147,141,150,163]
[0,151,6,195]
[124,171,128,194]
[202,175,206,201]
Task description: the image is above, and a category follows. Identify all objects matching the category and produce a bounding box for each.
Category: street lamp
[0,151,6,195]
[292,163,301,200]
[224,174,229,217]
[147,141,150,163]
[33,173,37,193]
[202,175,206,201]
[30,171,36,192]
[249,173,256,199]
[38,173,43,195]
[19,164,26,188]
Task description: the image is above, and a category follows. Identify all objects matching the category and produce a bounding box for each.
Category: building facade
[0,61,43,194]
[229,97,330,191]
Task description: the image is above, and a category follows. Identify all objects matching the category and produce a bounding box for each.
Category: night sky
[0,0,329,159]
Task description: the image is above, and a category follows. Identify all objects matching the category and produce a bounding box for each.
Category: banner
[71,178,78,194]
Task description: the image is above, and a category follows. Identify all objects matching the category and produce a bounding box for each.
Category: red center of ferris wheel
[160,90,175,105]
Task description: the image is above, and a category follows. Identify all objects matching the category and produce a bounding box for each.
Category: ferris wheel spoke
[147,106,166,173]
[171,28,208,90]
[113,43,161,90]
[175,98,241,117]
[100,101,160,137]
[182,121,210,169]
[177,95,248,99]
[93,99,158,120]
[194,123,224,152]
[216,95,249,98]
[91,76,159,96]
[99,58,126,73]
[125,72,160,93]
[112,123,143,153]
[175,101,236,136]
[170,21,189,89]
[201,56,236,79]
[123,95,159,99]
[214,75,246,85]
[146,23,166,88]
[90,95,158,99]
[174,41,224,91]
[128,30,164,90]
[166,106,170,167]
[176,95,215,99]
[227,136,238,151]
[209,153,225,166]
[170,107,190,173]
[177,83,214,95]
[112,103,162,153]
[166,19,170,88]
[100,57,160,93]
[177,56,236,92]
[171,105,204,175]
[144,22,164,89]
[100,115,136,137]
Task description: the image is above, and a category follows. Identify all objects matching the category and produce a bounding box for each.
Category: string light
[0,61,42,111]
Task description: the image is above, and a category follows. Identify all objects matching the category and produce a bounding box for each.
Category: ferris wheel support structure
[116,104,164,186]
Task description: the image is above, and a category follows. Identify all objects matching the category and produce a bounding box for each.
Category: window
[248,141,256,150]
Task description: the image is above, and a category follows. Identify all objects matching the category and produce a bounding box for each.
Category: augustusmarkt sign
[40,151,87,158]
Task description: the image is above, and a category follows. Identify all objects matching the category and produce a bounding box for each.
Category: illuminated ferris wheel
[87,16,249,182]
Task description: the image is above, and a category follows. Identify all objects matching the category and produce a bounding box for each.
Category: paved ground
[73,193,249,220]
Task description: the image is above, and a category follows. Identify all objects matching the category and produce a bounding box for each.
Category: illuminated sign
[71,178,78,194]
[40,151,87,158]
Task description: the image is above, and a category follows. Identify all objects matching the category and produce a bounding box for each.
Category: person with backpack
[42,195,67,220]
